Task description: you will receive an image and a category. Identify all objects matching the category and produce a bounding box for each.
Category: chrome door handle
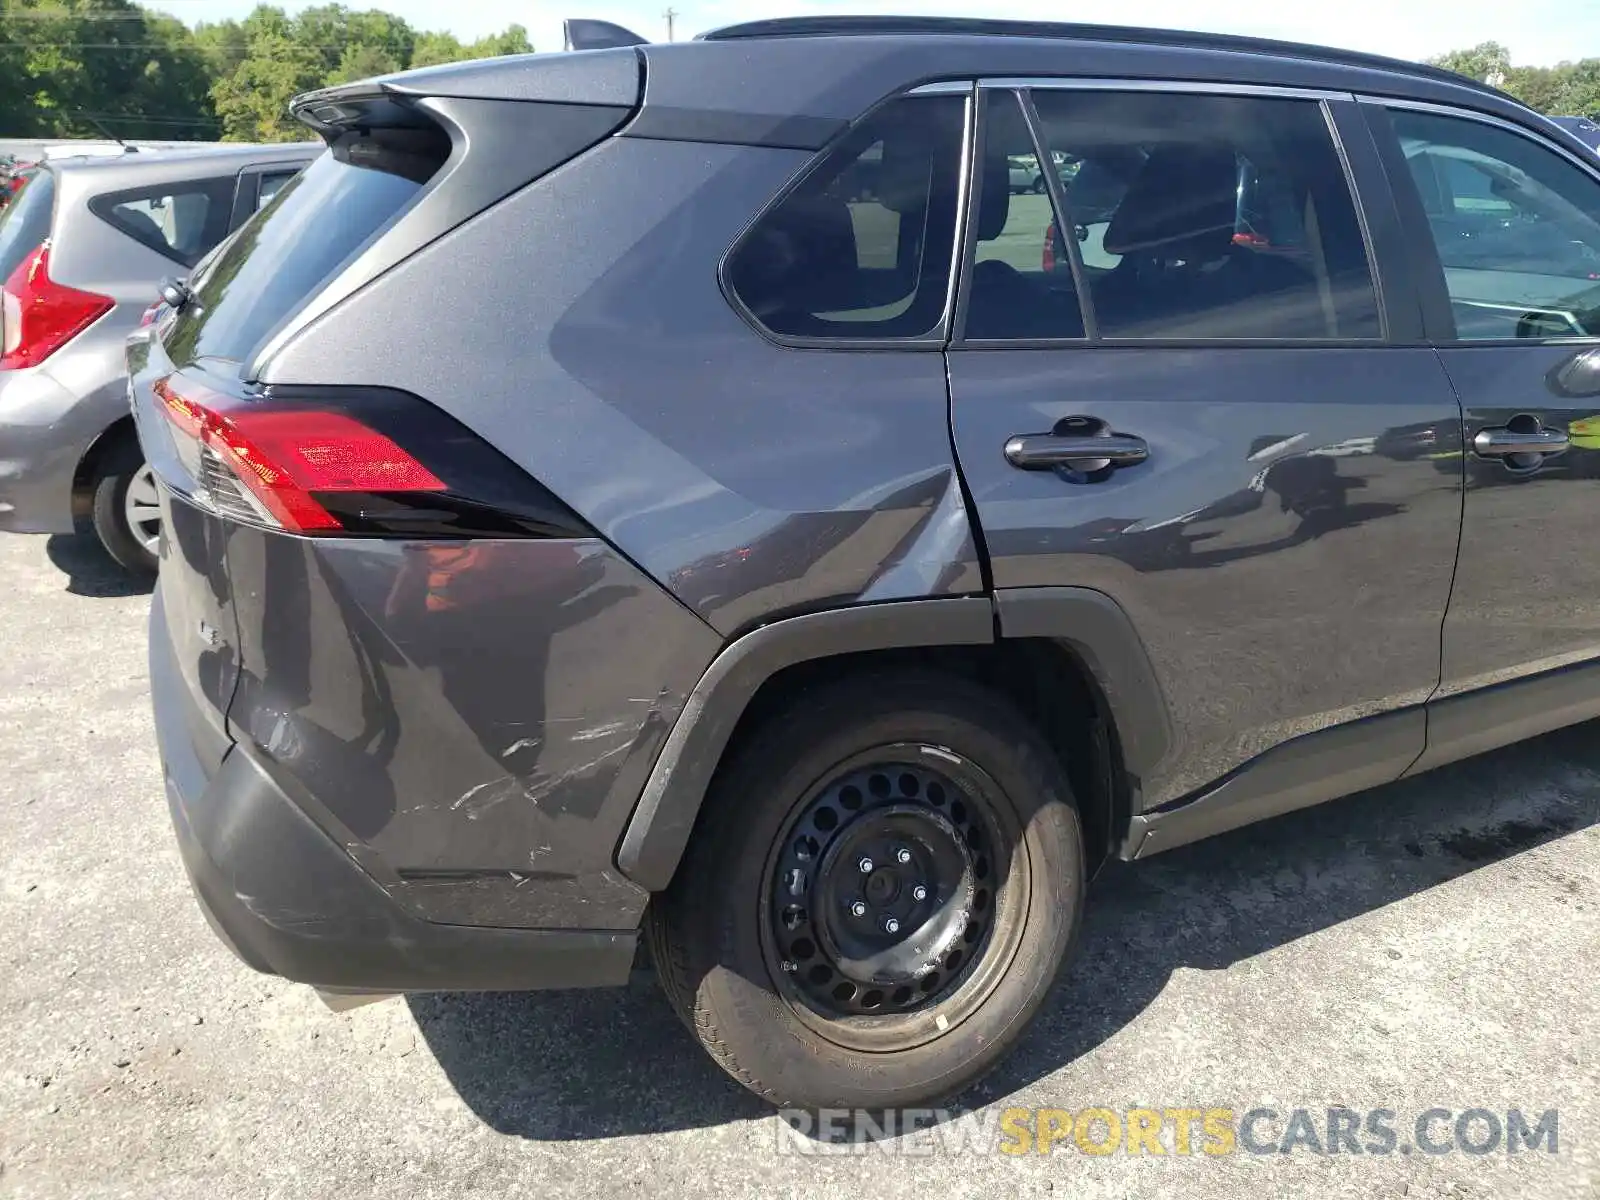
[1004,433,1149,471]
[1472,421,1568,461]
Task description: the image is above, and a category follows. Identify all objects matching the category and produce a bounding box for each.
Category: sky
[139,0,1600,67]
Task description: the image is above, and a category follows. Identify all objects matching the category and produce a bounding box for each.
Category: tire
[647,670,1084,1109]
[1032,176,1048,194]
[90,440,160,576]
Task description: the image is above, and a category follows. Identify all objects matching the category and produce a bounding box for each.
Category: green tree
[3,0,219,139]
[211,19,323,141]
[466,24,532,59]
[1428,41,1512,86]
[192,19,249,80]
[409,30,466,69]
[329,42,399,84]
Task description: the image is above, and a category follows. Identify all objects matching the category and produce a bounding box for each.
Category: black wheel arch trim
[616,587,1173,892]
[992,586,1172,804]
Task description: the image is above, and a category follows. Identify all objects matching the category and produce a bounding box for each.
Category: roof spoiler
[563,19,647,50]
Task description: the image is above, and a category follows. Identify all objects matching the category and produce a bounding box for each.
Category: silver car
[0,143,317,573]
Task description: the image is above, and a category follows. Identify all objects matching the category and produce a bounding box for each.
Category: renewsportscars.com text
[776,1105,1560,1157]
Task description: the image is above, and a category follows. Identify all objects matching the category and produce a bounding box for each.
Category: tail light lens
[1042,223,1057,273]
[150,374,590,540]
[1,244,114,369]
[155,375,445,533]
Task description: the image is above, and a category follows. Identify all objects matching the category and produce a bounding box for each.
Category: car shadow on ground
[44,530,153,597]
[411,719,1600,1142]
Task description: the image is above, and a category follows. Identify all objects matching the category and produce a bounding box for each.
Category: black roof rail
[698,16,1503,101]
[563,18,648,51]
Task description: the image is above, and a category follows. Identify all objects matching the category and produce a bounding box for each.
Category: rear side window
[980,89,1381,341]
[965,91,1086,339]
[257,170,298,209]
[1392,109,1600,339]
[726,94,966,340]
[166,129,445,369]
[91,178,235,267]
[0,170,54,283]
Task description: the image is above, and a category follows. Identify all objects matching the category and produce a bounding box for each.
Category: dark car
[133,16,1600,1110]
[1550,115,1600,151]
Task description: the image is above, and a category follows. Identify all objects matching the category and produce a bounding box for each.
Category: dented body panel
[222,527,722,928]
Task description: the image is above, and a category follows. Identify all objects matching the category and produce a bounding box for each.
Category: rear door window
[0,170,54,283]
[165,130,444,369]
[999,89,1381,341]
[1392,109,1600,338]
[725,94,966,340]
[91,178,236,267]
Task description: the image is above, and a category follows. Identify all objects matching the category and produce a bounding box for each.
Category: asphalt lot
[1,528,1598,1199]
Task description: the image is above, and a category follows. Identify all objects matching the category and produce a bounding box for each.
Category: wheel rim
[122,463,162,556]
[760,744,1030,1053]
[1033,177,1047,193]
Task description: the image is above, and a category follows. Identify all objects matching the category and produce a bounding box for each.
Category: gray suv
[0,143,316,573]
[133,18,1600,1110]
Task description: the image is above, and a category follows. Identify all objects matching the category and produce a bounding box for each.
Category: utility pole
[664,7,677,41]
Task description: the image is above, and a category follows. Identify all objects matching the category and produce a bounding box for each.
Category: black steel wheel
[648,671,1085,1109]
[760,748,1028,1052]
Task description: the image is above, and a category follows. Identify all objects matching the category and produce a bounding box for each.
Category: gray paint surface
[2,531,1598,1198]
[263,134,984,636]
[949,347,1464,805]
[219,526,722,929]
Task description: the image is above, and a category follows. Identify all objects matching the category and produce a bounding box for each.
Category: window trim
[949,80,1391,349]
[977,77,1355,103]
[1363,95,1600,347]
[716,87,976,351]
[87,175,238,268]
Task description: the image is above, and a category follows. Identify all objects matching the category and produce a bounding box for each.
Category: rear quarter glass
[163,130,443,371]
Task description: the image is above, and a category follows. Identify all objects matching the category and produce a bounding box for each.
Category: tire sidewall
[91,449,158,576]
[679,679,1084,1109]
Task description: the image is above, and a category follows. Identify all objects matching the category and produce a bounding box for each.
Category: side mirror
[1549,347,1600,398]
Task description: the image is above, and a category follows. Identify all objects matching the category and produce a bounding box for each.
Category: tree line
[3,4,1597,145]
[1,0,533,142]
[1428,42,1600,116]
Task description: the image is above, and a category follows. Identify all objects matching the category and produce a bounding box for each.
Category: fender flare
[616,597,994,891]
[616,588,1171,892]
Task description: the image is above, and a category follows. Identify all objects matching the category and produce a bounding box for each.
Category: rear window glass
[91,178,235,267]
[165,130,444,369]
[0,170,54,283]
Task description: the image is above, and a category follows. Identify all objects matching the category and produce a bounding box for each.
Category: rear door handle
[1004,432,1149,472]
[1472,417,1568,464]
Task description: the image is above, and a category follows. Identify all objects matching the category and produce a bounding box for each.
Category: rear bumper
[0,366,87,534]
[151,599,638,993]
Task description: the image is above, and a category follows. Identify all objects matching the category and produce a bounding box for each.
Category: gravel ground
[0,529,1597,1199]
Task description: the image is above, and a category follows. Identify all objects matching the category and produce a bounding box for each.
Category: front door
[946,83,1464,812]
[1373,103,1600,768]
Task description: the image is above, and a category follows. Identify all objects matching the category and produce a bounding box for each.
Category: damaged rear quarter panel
[223,526,722,929]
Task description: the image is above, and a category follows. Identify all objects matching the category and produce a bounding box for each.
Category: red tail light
[1,244,114,369]
[154,375,446,534]
[1042,223,1057,272]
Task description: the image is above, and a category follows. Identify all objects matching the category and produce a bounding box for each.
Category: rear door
[946,82,1465,814]
[1369,102,1600,769]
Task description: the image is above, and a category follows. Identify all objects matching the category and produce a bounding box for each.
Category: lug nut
[858,857,874,874]
[883,917,900,934]
[850,900,867,918]
[912,885,928,902]
[895,847,912,865]
[780,960,796,973]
